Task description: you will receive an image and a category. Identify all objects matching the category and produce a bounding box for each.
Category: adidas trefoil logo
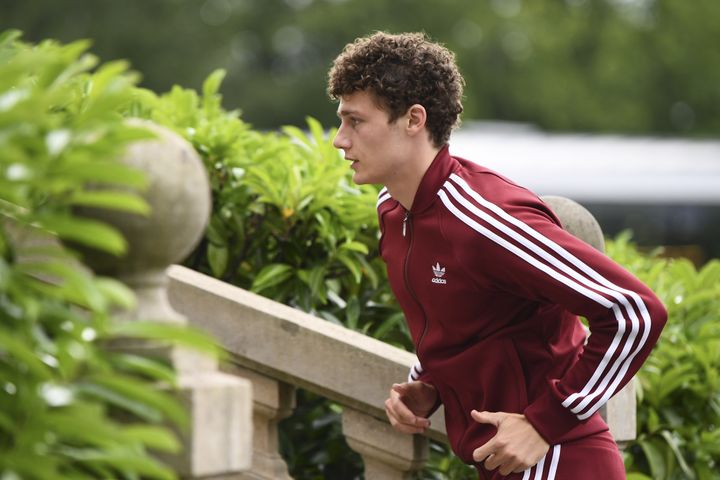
[431,262,447,284]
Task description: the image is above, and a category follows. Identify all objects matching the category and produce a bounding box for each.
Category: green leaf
[207,243,228,278]
[251,263,294,293]
[345,296,360,330]
[15,260,106,311]
[336,252,362,284]
[122,424,181,453]
[75,382,164,424]
[660,430,695,479]
[0,327,53,379]
[638,437,667,480]
[339,241,369,255]
[34,213,127,256]
[95,277,136,309]
[55,447,176,480]
[108,353,177,385]
[68,191,150,215]
[52,162,148,189]
[107,321,224,359]
[79,374,187,428]
[626,474,653,480]
[202,69,226,99]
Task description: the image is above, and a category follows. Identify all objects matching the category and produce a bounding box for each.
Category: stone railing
[167,193,636,479]
[168,264,431,479]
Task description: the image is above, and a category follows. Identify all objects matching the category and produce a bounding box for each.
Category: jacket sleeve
[437,177,668,444]
[516,211,668,444]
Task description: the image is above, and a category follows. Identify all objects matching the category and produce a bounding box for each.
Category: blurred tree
[2,0,718,136]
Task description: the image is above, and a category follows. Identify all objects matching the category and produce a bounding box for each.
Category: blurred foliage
[2,0,719,136]
[0,32,221,479]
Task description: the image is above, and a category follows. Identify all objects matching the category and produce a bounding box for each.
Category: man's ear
[406,104,427,136]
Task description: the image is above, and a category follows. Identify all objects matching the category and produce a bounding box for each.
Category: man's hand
[471,410,549,475]
[384,381,438,434]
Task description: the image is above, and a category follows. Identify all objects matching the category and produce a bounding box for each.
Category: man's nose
[332,127,350,150]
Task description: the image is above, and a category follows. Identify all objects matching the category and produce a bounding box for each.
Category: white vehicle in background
[450,123,720,263]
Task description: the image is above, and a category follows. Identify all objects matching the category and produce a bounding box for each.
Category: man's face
[333,90,409,185]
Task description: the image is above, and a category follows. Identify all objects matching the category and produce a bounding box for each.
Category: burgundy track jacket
[377,145,668,464]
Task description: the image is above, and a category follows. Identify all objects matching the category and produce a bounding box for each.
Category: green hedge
[608,234,720,480]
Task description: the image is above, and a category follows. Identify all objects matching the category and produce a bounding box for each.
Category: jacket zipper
[402,210,430,356]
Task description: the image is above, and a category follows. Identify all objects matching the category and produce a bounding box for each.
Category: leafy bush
[0,31,217,479]
[608,233,720,480]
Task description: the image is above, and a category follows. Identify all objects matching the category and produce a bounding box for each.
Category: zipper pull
[402,211,409,237]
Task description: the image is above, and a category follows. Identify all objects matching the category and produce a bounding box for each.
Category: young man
[327,32,667,480]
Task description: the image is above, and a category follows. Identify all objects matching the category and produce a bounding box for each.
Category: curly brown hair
[328,32,464,147]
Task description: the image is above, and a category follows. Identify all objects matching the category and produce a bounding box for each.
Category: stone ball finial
[541,195,605,252]
[78,120,211,277]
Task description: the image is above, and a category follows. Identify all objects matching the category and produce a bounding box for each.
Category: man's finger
[482,453,497,470]
[388,391,418,422]
[471,410,503,427]
[386,392,430,430]
[391,383,409,395]
[385,405,428,434]
[472,438,495,463]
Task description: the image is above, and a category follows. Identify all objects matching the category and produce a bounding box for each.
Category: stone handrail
[168,264,435,478]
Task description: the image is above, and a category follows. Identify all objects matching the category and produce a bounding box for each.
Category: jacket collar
[409,144,457,213]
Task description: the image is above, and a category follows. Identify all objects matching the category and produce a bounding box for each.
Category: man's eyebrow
[337,108,360,118]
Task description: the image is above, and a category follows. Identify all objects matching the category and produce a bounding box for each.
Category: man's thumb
[392,383,409,395]
[471,410,501,426]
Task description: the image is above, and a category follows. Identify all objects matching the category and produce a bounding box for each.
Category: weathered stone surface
[541,195,605,252]
[223,366,295,480]
[77,119,211,277]
[165,371,253,477]
[343,408,428,480]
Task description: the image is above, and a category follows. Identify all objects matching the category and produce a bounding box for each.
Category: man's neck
[386,144,442,211]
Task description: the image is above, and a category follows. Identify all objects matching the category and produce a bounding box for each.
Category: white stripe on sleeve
[439,177,652,419]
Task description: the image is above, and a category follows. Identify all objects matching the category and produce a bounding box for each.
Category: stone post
[223,366,295,480]
[342,408,428,480]
[78,120,253,478]
[541,195,637,446]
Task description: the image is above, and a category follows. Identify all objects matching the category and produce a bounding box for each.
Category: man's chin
[351,172,369,185]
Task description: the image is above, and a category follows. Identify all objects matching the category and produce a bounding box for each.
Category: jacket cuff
[523,388,583,445]
[407,362,442,417]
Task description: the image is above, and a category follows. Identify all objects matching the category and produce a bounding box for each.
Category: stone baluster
[342,408,428,480]
[78,120,253,478]
[223,365,296,480]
